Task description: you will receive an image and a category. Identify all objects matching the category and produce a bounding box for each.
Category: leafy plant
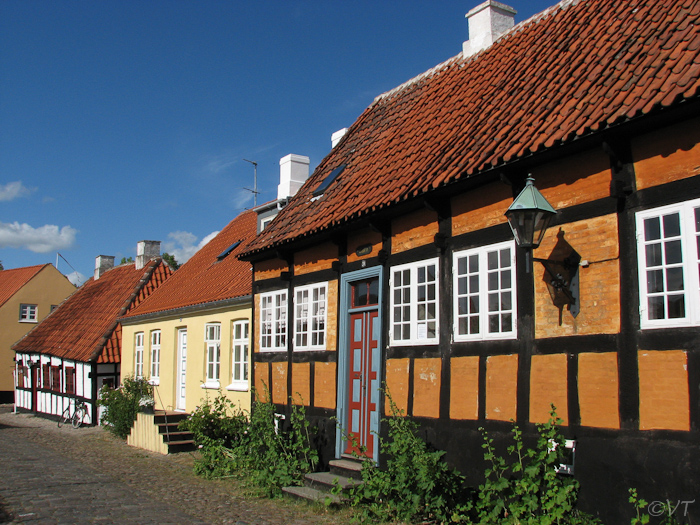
[340,388,467,524]
[97,374,153,439]
[464,406,598,525]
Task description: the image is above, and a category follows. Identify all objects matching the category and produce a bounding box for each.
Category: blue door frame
[335,266,384,463]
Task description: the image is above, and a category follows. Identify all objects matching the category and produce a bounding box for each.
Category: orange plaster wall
[632,116,700,191]
[254,258,289,281]
[385,358,410,415]
[529,353,568,425]
[638,350,690,431]
[294,242,338,276]
[532,148,612,210]
[412,358,441,419]
[450,356,479,420]
[347,228,383,263]
[391,208,438,254]
[534,214,621,338]
[314,362,337,409]
[291,362,311,406]
[451,181,511,236]
[578,352,620,429]
[271,361,289,405]
[254,361,270,402]
[326,280,338,352]
[485,354,518,421]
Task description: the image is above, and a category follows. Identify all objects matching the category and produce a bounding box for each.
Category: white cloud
[163,230,219,265]
[0,181,32,201]
[66,271,87,287]
[0,222,78,253]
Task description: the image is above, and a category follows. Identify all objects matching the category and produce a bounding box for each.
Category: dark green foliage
[162,252,180,270]
[183,389,318,496]
[97,375,153,439]
[340,392,467,524]
[460,406,599,525]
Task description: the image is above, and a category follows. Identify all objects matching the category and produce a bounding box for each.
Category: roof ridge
[373,0,582,105]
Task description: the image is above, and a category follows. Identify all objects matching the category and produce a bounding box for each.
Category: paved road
[0,407,343,524]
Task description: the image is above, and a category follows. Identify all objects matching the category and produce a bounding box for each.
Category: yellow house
[0,264,75,403]
[120,209,257,416]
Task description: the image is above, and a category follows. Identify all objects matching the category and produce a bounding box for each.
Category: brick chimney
[462,1,516,57]
[94,255,115,280]
[277,154,310,200]
[136,240,161,270]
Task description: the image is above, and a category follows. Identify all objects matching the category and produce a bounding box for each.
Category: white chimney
[277,154,310,200]
[331,128,348,148]
[462,1,516,58]
[136,240,161,270]
[94,255,115,280]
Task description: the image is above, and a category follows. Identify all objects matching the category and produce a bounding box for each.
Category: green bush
[183,388,318,496]
[97,375,153,439]
[460,406,599,525]
[340,391,467,524]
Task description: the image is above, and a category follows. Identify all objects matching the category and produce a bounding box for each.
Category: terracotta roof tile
[242,0,700,257]
[0,265,50,307]
[12,260,171,363]
[122,209,256,319]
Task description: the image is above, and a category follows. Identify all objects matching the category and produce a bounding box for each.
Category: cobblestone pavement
[0,406,348,524]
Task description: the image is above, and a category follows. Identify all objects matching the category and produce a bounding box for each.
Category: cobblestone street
[0,407,345,524]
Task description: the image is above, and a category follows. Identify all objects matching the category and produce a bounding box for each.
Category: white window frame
[204,323,221,388]
[134,332,145,379]
[294,282,328,351]
[389,257,440,346]
[453,240,517,341]
[636,198,700,329]
[19,304,38,323]
[150,330,161,385]
[260,289,288,352]
[228,320,249,391]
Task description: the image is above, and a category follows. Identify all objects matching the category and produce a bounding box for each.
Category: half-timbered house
[13,242,171,425]
[240,0,700,521]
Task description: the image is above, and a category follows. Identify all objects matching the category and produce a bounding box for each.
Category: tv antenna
[243,159,259,207]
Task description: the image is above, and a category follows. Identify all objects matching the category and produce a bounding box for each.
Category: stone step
[304,471,360,492]
[282,485,342,505]
[329,458,364,480]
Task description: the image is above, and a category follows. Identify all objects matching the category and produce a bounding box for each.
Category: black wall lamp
[505,176,580,317]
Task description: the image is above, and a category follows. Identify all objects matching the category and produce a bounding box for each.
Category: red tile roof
[242,0,700,257]
[122,209,257,319]
[0,265,50,307]
[13,260,172,363]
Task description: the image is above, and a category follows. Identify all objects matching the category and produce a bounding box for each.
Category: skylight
[217,240,241,261]
[312,165,345,197]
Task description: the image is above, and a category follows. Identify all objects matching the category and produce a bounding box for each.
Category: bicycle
[58,399,89,429]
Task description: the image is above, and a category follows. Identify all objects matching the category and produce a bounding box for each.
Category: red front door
[345,278,380,458]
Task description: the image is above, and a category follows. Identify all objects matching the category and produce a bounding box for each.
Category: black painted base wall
[0,390,14,404]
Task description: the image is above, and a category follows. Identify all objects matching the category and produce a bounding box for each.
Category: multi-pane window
[390,258,439,345]
[295,283,328,350]
[205,323,221,384]
[453,241,517,341]
[260,290,287,351]
[636,198,700,328]
[50,366,61,392]
[19,304,37,322]
[65,366,76,395]
[150,330,161,382]
[231,320,249,389]
[134,332,144,378]
[42,363,51,389]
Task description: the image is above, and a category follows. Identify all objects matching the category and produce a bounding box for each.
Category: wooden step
[166,439,196,454]
[282,485,342,505]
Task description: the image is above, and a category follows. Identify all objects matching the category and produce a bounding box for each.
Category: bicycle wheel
[58,407,71,428]
[72,406,85,429]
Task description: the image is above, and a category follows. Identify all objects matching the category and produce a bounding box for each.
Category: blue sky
[1,0,555,285]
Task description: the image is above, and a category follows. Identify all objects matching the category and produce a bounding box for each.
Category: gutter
[119,294,252,325]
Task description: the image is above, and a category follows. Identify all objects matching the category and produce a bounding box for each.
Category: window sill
[226,382,249,392]
[293,347,327,352]
[201,381,220,390]
[19,320,38,324]
[149,379,160,386]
